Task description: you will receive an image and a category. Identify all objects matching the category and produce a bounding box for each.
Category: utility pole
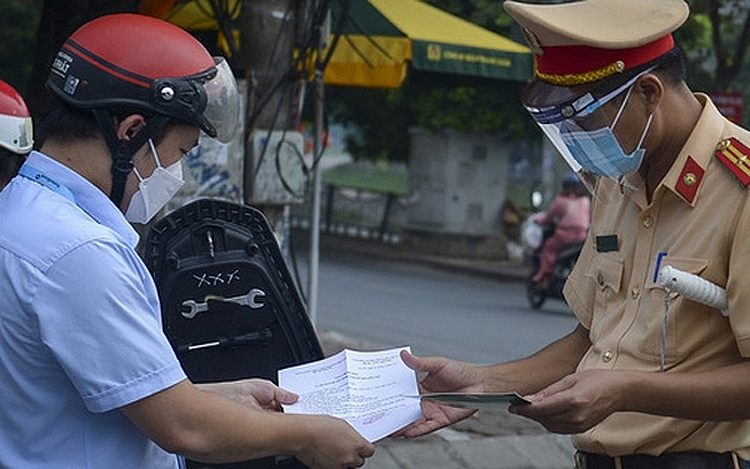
[237,0,302,255]
[308,21,326,326]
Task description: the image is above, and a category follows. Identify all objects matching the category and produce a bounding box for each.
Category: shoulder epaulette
[675,156,704,203]
[715,137,750,187]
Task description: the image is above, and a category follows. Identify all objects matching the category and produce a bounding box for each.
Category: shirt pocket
[584,253,623,341]
[641,257,709,362]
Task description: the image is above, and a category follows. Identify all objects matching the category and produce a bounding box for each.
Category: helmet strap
[93,109,171,208]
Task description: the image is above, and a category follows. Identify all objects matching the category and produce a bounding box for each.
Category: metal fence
[290,185,408,243]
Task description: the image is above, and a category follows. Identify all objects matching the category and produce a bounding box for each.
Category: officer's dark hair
[646,46,687,87]
[36,99,176,149]
[593,46,687,101]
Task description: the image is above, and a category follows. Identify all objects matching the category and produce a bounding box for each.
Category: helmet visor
[197,57,240,143]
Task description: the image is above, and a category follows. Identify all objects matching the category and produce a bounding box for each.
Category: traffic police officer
[399,0,750,467]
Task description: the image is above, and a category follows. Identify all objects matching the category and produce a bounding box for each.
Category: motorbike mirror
[531,190,544,209]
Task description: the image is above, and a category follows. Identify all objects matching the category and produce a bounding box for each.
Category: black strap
[93,110,171,207]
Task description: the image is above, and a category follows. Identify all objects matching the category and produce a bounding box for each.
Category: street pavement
[311,233,577,469]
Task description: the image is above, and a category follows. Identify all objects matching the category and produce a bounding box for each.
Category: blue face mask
[560,85,653,178]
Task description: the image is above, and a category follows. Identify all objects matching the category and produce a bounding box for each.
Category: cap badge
[715,137,750,188]
[522,28,544,55]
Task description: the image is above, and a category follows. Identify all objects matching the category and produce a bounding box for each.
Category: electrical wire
[250,0,336,194]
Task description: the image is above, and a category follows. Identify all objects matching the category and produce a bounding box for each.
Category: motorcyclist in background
[530,172,591,285]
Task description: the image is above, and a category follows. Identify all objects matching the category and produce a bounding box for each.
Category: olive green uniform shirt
[564,94,750,458]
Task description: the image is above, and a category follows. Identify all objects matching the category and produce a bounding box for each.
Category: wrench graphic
[181,288,266,319]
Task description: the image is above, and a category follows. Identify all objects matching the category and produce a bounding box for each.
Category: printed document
[278,346,422,442]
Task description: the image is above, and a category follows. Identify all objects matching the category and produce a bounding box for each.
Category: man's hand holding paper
[395,349,486,438]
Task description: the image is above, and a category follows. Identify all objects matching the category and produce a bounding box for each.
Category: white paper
[278,346,423,442]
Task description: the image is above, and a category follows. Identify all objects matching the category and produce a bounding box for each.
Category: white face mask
[125,139,184,224]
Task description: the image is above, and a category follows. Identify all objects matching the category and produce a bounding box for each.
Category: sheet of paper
[413,392,530,410]
[278,346,423,442]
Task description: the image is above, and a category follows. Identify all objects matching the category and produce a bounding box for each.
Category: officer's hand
[395,350,482,438]
[197,378,298,412]
[296,415,375,469]
[509,369,627,434]
[395,395,477,438]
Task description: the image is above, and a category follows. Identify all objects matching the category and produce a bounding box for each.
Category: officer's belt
[575,450,744,469]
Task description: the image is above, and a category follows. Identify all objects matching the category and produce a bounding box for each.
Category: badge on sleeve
[715,138,750,187]
[674,156,704,203]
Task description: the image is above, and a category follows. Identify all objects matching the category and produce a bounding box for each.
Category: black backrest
[144,198,322,468]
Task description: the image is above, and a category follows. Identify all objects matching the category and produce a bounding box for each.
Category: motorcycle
[522,213,583,310]
[526,233,583,309]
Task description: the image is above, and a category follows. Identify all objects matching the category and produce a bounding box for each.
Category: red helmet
[46,13,239,143]
[46,13,239,205]
[0,80,33,154]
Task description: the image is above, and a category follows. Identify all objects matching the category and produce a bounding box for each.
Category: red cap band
[536,35,675,83]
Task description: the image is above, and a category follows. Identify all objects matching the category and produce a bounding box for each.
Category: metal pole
[307,3,331,325]
[307,68,324,326]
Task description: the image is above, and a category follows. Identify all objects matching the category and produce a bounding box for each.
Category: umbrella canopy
[324,0,533,88]
[138,0,240,29]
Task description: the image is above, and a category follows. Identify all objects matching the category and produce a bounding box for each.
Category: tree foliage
[326,86,413,163]
[408,82,533,136]
[0,0,748,158]
[326,0,750,162]
[0,0,44,93]
[406,0,538,139]
[324,0,537,163]
[683,0,750,93]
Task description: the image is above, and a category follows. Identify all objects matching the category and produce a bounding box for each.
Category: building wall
[407,127,509,237]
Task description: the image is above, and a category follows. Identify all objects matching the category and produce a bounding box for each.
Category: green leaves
[408,83,534,138]
[0,0,43,92]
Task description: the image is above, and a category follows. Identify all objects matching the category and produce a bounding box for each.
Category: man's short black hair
[35,99,177,148]
[35,101,101,146]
